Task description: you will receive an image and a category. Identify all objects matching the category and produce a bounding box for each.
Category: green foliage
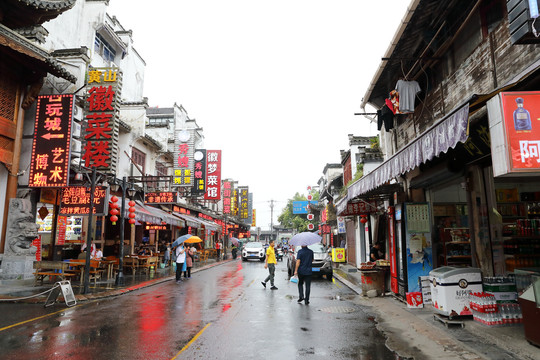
[277,190,320,232]
[370,136,380,150]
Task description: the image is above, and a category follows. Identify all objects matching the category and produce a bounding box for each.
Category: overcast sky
[107,0,410,231]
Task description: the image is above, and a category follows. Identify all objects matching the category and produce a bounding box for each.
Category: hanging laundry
[385,98,396,115]
[389,90,400,114]
[377,103,394,132]
[395,79,421,113]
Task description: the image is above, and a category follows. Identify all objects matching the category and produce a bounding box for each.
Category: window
[148,117,170,127]
[131,147,145,175]
[156,162,168,177]
[94,33,116,63]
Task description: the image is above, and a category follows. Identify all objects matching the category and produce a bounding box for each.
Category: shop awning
[197,217,221,232]
[129,201,161,224]
[141,202,185,227]
[173,212,202,229]
[348,103,470,200]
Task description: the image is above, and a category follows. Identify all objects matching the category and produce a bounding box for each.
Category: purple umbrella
[230,237,240,246]
[289,232,322,247]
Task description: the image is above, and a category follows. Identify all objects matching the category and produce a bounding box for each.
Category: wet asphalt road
[0,260,398,359]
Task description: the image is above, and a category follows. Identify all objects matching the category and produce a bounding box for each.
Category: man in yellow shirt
[262,240,278,290]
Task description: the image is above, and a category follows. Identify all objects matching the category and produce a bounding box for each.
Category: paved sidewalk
[0,257,233,304]
[334,264,540,360]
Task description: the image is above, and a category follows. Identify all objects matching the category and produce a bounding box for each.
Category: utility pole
[269,199,275,244]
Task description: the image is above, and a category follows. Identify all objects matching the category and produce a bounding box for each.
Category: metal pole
[115,176,126,286]
[83,167,97,294]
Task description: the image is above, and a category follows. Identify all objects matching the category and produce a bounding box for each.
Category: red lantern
[111,195,119,203]
[110,202,119,209]
[128,200,136,207]
[110,215,118,224]
[128,207,136,213]
[110,208,119,216]
[360,215,368,224]
[129,218,136,225]
[128,212,136,219]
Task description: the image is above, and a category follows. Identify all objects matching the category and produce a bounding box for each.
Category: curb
[0,258,235,304]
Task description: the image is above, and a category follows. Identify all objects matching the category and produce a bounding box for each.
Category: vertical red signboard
[388,207,398,294]
[83,68,121,171]
[57,216,67,245]
[222,180,232,214]
[204,150,221,200]
[500,91,540,172]
[28,95,73,187]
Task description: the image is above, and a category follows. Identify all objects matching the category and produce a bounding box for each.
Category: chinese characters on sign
[500,91,540,172]
[192,149,206,196]
[83,68,121,171]
[144,192,177,204]
[252,209,256,227]
[339,201,377,216]
[59,186,108,216]
[145,225,168,230]
[204,150,222,200]
[29,95,74,187]
[174,130,194,186]
[222,180,232,214]
[405,203,430,233]
[239,186,249,219]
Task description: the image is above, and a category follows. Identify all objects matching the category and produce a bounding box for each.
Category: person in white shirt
[175,245,186,283]
[93,246,103,260]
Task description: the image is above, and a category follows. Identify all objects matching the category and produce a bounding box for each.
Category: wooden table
[33,261,77,286]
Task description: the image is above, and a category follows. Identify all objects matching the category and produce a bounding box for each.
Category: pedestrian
[261,239,278,290]
[175,244,186,283]
[216,240,222,260]
[184,246,194,278]
[294,244,314,305]
[370,242,385,261]
[164,242,171,267]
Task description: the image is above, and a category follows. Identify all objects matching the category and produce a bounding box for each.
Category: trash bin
[429,266,482,317]
[360,270,384,296]
[518,275,540,347]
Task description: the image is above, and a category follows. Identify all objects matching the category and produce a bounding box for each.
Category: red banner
[339,201,377,216]
[57,216,67,245]
[204,150,222,200]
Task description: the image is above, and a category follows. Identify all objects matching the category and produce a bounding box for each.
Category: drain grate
[319,306,357,313]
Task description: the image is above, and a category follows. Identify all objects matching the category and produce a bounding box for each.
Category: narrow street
[0,261,397,360]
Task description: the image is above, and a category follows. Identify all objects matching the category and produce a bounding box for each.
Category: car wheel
[260,258,265,262]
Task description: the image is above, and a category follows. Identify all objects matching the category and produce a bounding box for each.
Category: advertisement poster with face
[405,203,433,292]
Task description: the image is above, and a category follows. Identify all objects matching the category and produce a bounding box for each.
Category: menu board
[406,203,430,233]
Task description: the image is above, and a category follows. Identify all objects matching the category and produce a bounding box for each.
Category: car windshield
[295,243,325,253]
[245,242,263,249]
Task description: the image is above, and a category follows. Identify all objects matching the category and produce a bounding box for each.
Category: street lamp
[112,176,135,286]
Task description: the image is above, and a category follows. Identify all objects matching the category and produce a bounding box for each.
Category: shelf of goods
[503,219,540,272]
[443,228,472,266]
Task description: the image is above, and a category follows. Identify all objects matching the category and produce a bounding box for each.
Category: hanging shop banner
[57,216,67,245]
[500,91,540,173]
[222,180,233,214]
[192,149,207,196]
[404,203,433,293]
[204,150,222,200]
[252,209,256,227]
[337,201,377,216]
[29,95,74,187]
[59,186,109,216]
[337,216,346,234]
[83,67,122,171]
[144,191,177,204]
[239,186,249,219]
[174,129,194,186]
[246,192,254,224]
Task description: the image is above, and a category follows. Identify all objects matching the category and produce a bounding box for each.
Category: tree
[277,191,320,233]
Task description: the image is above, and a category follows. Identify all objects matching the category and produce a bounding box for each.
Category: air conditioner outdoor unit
[71,139,81,156]
[72,121,81,138]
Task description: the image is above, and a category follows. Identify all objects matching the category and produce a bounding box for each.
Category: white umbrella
[289,232,322,246]
[230,237,240,246]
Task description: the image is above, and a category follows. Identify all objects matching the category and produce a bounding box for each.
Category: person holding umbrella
[289,231,321,305]
[261,239,278,290]
[175,243,186,283]
[294,245,314,305]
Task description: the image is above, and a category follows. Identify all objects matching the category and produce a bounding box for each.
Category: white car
[242,242,266,262]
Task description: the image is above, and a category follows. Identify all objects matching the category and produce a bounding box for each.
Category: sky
[106,0,410,231]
